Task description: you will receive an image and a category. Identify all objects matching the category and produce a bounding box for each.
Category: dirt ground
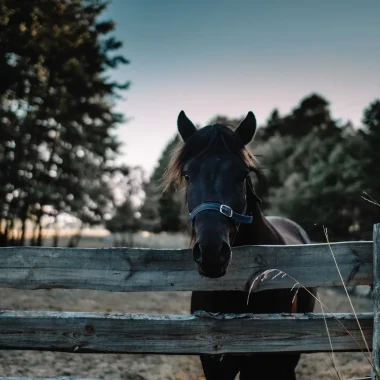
[0,234,374,379]
[0,287,373,379]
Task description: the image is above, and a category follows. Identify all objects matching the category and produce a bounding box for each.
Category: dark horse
[165,111,315,380]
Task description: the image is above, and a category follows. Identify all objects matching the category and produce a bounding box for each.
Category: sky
[103,0,380,176]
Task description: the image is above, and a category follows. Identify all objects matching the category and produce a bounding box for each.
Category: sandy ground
[0,235,374,379]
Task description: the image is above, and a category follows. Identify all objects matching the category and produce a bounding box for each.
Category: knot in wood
[214,343,222,351]
[84,324,95,336]
[254,254,266,265]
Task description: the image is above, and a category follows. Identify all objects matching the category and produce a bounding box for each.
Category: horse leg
[199,354,240,380]
[191,292,243,379]
[239,354,299,380]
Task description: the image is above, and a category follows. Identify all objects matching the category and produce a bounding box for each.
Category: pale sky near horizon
[103,0,380,177]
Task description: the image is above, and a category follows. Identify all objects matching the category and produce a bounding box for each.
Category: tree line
[140,94,380,242]
[0,0,136,246]
[1,1,378,246]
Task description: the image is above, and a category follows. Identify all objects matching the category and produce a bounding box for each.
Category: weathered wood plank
[0,311,373,354]
[0,242,373,292]
[373,224,380,379]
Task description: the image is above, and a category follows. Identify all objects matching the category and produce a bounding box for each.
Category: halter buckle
[220,204,233,218]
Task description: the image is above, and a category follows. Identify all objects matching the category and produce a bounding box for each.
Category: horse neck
[232,195,285,246]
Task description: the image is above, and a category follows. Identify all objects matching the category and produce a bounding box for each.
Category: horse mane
[163,123,264,191]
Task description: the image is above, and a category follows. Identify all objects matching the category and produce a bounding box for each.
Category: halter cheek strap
[189,202,253,224]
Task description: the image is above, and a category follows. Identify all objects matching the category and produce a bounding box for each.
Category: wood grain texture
[0,311,373,354]
[0,242,373,292]
[373,224,380,379]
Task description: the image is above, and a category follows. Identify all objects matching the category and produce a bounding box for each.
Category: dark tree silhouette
[253,95,377,241]
[362,99,380,225]
[140,136,188,232]
[0,0,129,246]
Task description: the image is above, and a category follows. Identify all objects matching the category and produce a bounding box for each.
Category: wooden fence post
[373,224,380,379]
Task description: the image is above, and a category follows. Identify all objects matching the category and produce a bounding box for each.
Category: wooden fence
[0,224,379,379]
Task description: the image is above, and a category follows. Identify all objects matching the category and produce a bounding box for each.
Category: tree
[363,100,380,136]
[140,135,189,232]
[362,99,380,187]
[251,94,370,241]
[361,99,380,226]
[139,181,161,232]
[0,0,130,245]
[258,94,333,140]
[105,199,140,246]
[266,129,371,241]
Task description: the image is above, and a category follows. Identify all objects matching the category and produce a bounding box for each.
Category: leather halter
[188,175,262,225]
[189,202,253,224]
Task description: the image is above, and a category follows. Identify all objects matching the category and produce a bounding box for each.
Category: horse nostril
[193,243,202,266]
[220,242,231,267]
[193,241,231,269]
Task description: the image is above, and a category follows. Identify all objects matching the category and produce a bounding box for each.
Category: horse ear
[177,111,197,142]
[235,111,257,145]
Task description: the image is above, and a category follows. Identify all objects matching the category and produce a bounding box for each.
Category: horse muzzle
[192,241,232,278]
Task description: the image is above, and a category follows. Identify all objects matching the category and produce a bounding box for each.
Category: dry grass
[361,191,380,208]
[246,226,377,379]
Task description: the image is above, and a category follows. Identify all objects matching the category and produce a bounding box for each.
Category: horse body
[191,205,315,380]
[166,111,315,379]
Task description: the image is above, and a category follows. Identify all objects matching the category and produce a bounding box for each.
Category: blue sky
[104,0,380,176]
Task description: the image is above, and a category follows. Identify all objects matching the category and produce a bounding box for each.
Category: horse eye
[184,174,190,181]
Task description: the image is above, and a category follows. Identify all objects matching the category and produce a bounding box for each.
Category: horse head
[166,111,259,278]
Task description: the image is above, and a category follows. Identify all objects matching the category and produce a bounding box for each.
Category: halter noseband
[188,175,262,226]
[189,202,253,224]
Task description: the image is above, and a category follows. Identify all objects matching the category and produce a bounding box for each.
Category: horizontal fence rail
[0,242,373,292]
[0,311,373,354]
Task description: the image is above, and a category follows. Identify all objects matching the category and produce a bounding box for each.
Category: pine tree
[0,0,129,245]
